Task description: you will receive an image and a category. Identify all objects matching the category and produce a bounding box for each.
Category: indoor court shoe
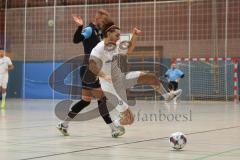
[164,89,182,102]
[112,125,125,138]
[171,89,182,100]
[1,101,5,109]
[57,122,69,136]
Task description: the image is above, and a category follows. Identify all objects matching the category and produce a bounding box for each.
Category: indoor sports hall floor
[0,99,239,160]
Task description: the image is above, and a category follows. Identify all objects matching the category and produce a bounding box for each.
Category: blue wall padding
[6,58,240,99]
[24,62,70,99]
[8,61,23,98]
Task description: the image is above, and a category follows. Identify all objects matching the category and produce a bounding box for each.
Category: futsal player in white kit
[89,20,181,125]
[0,49,14,108]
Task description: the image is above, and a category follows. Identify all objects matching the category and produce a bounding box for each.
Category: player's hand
[132,27,141,36]
[72,15,83,26]
[120,108,134,125]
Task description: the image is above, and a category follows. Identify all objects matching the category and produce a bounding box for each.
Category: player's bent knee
[98,96,107,104]
[82,96,92,101]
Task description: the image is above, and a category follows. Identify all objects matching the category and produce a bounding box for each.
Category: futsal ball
[48,19,54,27]
[169,132,187,150]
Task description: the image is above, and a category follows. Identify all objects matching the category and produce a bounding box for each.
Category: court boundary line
[192,147,240,160]
[19,125,240,160]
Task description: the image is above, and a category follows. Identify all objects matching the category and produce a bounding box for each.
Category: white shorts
[99,71,141,112]
[0,74,9,89]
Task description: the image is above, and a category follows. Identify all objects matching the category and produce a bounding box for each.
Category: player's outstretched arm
[72,15,93,44]
[128,27,141,54]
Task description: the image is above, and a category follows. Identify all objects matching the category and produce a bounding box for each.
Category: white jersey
[0,56,12,74]
[90,41,126,76]
[90,41,129,112]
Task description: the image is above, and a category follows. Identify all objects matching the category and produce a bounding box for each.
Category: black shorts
[80,66,101,89]
[168,81,178,91]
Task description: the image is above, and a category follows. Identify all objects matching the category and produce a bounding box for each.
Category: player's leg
[1,74,8,108]
[58,84,125,137]
[171,81,182,104]
[99,78,134,126]
[91,88,125,137]
[1,88,7,108]
[126,71,181,101]
[57,88,92,136]
[126,71,169,98]
[88,80,114,126]
[168,81,175,92]
[57,66,96,136]
[66,88,92,121]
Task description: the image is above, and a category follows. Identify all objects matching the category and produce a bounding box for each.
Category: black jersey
[73,22,102,55]
[73,23,102,89]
